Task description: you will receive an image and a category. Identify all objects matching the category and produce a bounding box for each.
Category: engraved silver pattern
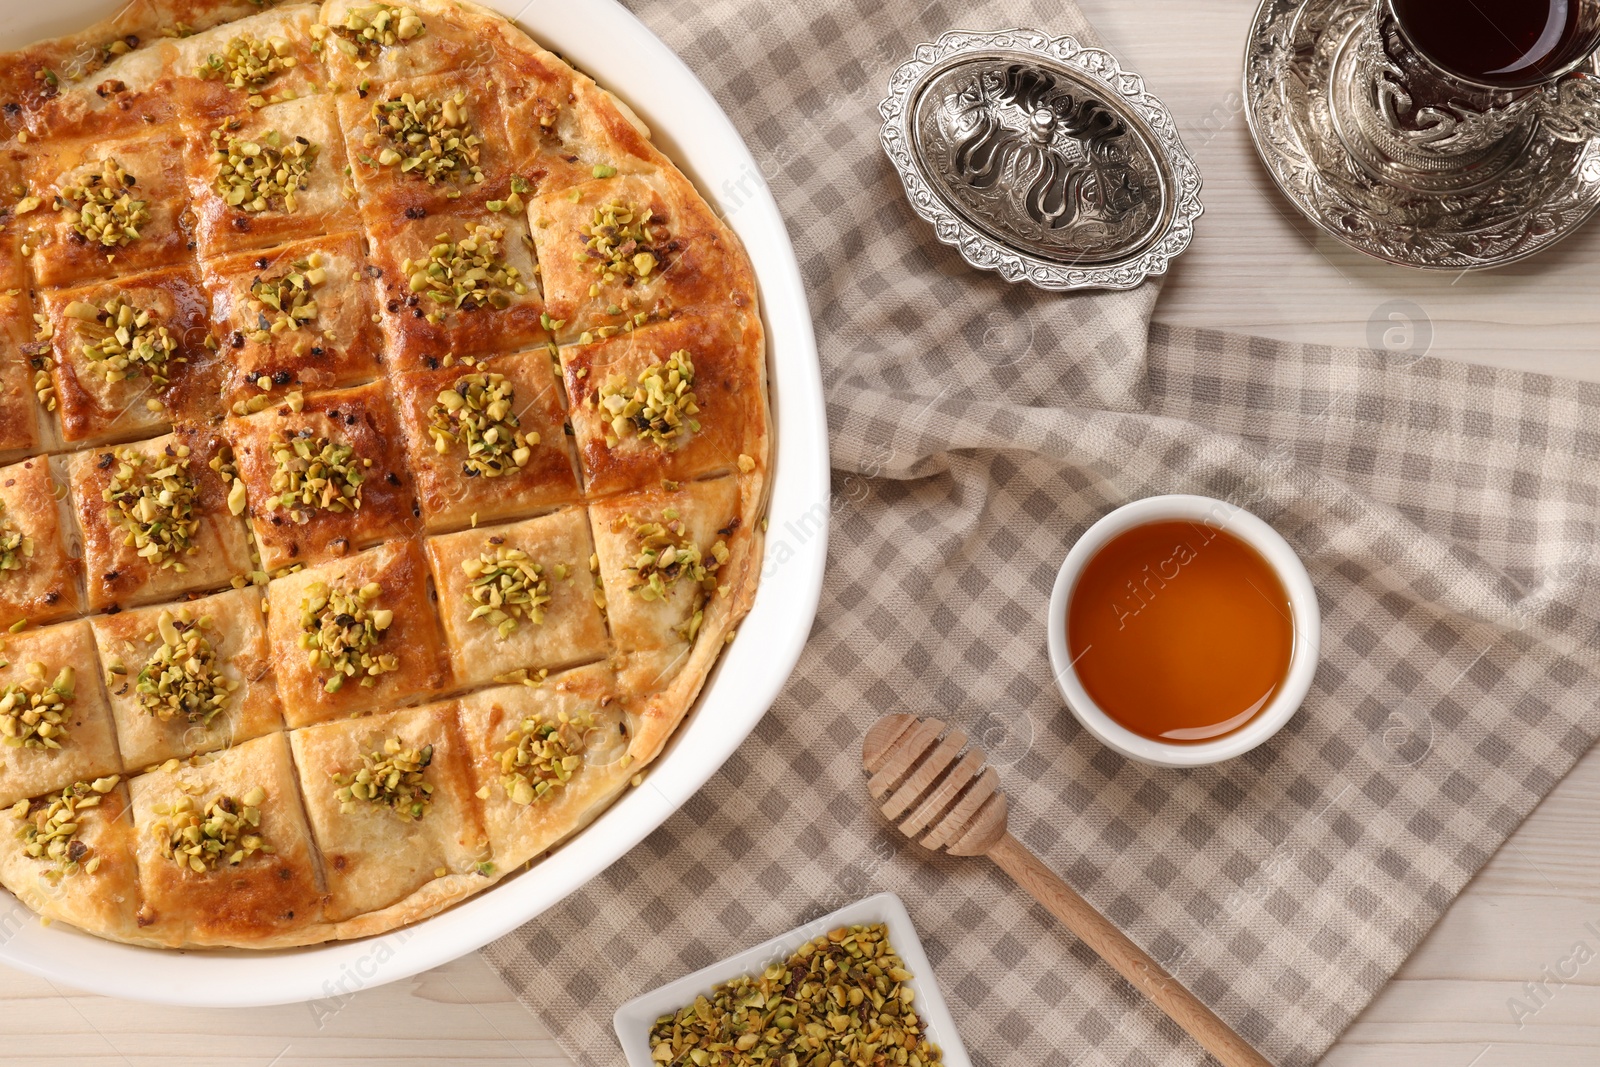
[881,29,1203,292]
[1246,0,1600,270]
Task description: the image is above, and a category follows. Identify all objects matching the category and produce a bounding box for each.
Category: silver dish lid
[881,28,1203,291]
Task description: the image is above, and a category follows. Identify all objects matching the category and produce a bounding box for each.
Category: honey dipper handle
[987,833,1275,1067]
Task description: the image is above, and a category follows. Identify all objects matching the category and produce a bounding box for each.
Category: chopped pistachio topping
[66,294,181,387]
[0,501,35,576]
[428,372,537,478]
[102,445,200,569]
[624,513,726,602]
[196,34,296,104]
[497,710,589,805]
[368,90,482,185]
[462,543,551,639]
[403,224,527,323]
[581,200,669,284]
[152,788,273,873]
[32,354,57,412]
[648,924,942,1067]
[297,580,397,693]
[268,430,369,521]
[58,157,149,248]
[332,4,425,65]
[247,253,325,342]
[135,608,236,727]
[11,776,120,880]
[209,126,319,213]
[208,446,249,517]
[0,664,76,749]
[597,350,701,450]
[332,736,434,818]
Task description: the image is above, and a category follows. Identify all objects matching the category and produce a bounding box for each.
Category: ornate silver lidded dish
[880,28,1203,292]
[1246,0,1600,271]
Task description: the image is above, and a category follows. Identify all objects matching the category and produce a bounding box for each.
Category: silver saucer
[1245,0,1600,271]
[881,28,1203,291]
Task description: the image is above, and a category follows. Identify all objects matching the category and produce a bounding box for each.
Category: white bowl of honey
[1047,495,1320,768]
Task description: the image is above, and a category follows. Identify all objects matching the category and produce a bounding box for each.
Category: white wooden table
[4,2,1599,1063]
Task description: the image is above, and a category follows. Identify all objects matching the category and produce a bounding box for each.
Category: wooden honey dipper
[862,713,1274,1067]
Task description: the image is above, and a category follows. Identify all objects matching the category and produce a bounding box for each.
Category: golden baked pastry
[0,0,768,948]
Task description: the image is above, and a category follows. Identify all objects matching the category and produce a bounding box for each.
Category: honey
[1067,520,1294,744]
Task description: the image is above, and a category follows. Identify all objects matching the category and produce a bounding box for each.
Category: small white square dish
[614,891,972,1067]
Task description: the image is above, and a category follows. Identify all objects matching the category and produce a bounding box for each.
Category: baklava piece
[529,169,755,345]
[0,292,46,463]
[66,429,254,611]
[337,68,513,218]
[560,310,766,495]
[228,381,416,570]
[503,64,669,198]
[181,92,358,259]
[0,457,82,629]
[91,586,283,770]
[201,230,382,405]
[0,25,177,141]
[456,664,635,871]
[39,266,218,446]
[318,0,499,88]
[128,732,324,947]
[589,475,743,654]
[366,200,547,366]
[425,508,610,689]
[264,539,449,727]
[389,347,579,531]
[0,620,120,809]
[0,776,142,942]
[21,131,194,288]
[168,5,330,120]
[289,699,487,921]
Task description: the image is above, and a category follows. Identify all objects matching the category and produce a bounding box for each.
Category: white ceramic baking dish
[0,0,828,1006]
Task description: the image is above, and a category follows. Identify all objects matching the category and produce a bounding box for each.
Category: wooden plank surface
[3,2,1599,1064]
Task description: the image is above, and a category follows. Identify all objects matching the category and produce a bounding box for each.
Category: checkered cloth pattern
[485,0,1600,1064]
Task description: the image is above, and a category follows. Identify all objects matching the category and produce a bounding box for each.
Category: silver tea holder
[880,28,1204,292]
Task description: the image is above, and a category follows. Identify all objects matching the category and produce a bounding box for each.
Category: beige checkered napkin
[486,0,1600,1064]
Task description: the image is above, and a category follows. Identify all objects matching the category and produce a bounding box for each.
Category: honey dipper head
[861,713,1009,856]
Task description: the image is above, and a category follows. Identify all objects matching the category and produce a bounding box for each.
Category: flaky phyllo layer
[0,0,768,948]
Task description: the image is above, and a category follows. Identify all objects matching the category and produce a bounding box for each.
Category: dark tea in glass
[1388,0,1600,88]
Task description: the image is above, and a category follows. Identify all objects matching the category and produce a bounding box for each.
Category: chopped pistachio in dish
[648,924,944,1067]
